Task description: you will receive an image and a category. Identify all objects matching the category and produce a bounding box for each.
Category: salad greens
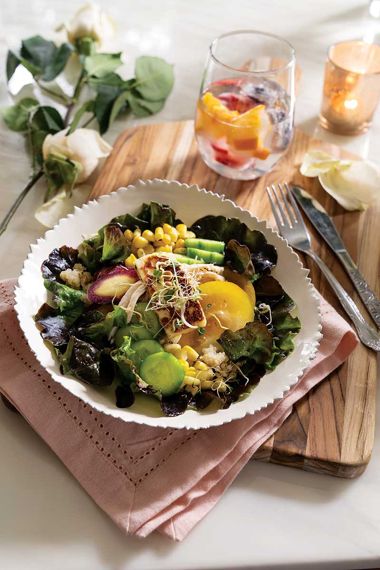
[35,201,301,416]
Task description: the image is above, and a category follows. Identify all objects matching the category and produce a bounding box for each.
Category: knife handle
[306,251,380,351]
[337,250,380,329]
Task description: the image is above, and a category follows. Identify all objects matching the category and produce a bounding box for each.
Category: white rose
[66,3,115,46]
[42,128,112,183]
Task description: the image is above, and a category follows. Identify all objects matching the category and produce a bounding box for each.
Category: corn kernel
[186,367,196,377]
[197,369,214,382]
[156,245,172,252]
[194,361,208,371]
[133,228,141,237]
[164,343,182,359]
[185,230,196,239]
[173,248,186,254]
[184,375,200,385]
[162,234,172,245]
[125,253,137,267]
[137,248,146,258]
[142,229,155,242]
[178,358,189,369]
[176,238,185,249]
[144,244,154,254]
[124,229,134,241]
[168,228,179,242]
[162,223,172,234]
[181,345,199,363]
[154,227,164,240]
[200,380,213,389]
[176,223,187,238]
[133,235,149,249]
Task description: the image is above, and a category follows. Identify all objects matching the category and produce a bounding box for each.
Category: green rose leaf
[68,100,95,134]
[88,72,127,90]
[127,92,165,117]
[19,36,72,81]
[2,97,39,132]
[94,85,122,134]
[21,36,56,71]
[84,53,123,78]
[43,153,81,200]
[134,56,174,102]
[6,50,40,81]
[7,37,72,81]
[6,51,22,81]
[30,105,64,132]
[42,43,73,81]
[28,106,64,167]
[89,74,135,132]
[109,91,130,125]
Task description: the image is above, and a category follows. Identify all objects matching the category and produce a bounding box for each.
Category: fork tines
[266,183,303,229]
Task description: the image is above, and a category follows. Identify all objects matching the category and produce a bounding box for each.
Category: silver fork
[266,182,380,352]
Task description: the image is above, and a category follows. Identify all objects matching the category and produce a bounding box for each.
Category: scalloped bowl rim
[15,179,322,429]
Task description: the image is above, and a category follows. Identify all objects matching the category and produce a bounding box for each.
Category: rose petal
[319,160,380,211]
[67,3,115,46]
[35,185,91,228]
[300,150,351,177]
[42,128,112,183]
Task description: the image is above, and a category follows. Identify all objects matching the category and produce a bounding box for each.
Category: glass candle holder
[195,30,295,180]
[320,40,380,135]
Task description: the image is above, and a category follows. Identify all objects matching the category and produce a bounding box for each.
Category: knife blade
[291,185,380,329]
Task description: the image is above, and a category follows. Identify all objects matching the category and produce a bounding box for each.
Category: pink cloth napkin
[0,278,358,541]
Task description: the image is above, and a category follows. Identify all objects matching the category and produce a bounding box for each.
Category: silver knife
[291,185,380,328]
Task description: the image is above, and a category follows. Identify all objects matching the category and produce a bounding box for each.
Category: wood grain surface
[91,120,379,478]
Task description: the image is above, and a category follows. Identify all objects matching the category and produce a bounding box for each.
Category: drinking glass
[195,30,296,180]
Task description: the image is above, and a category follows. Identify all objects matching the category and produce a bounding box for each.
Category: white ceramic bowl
[15,179,322,429]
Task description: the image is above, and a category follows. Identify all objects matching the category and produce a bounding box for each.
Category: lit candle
[320,40,380,135]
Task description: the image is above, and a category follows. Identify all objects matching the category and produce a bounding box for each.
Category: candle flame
[344,99,358,110]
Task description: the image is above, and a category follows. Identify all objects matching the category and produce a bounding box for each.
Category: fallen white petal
[35,185,91,228]
[300,150,351,177]
[319,160,380,211]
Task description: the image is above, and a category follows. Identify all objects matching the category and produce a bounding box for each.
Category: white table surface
[1,1,380,569]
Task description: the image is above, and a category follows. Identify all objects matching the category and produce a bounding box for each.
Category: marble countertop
[1,1,380,569]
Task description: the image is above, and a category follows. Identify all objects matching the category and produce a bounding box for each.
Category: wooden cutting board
[91,120,379,479]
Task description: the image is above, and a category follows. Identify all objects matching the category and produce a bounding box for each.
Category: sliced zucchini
[140,352,185,396]
[131,340,163,369]
[172,253,203,265]
[185,238,225,253]
[114,324,152,347]
[186,247,225,265]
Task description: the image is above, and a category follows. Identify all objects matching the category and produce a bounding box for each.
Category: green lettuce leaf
[41,245,79,282]
[218,321,273,364]
[78,233,103,272]
[34,303,70,348]
[190,215,277,275]
[266,312,301,371]
[60,336,113,386]
[111,336,138,382]
[100,224,129,262]
[111,201,179,231]
[44,279,86,324]
[225,239,254,277]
